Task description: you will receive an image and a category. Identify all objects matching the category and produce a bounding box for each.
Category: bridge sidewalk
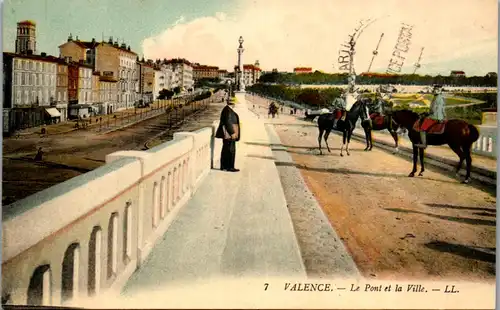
[122,93,306,296]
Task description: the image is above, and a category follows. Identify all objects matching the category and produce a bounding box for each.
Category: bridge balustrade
[2,127,213,307]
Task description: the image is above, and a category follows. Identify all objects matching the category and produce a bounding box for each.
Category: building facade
[99,75,118,114]
[78,64,93,105]
[137,60,155,103]
[218,69,229,80]
[193,65,219,80]
[3,52,57,108]
[242,61,262,87]
[15,20,37,54]
[164,58,194,92]
[59,36,138,111]
[92,72,100,104]
[56,62,68,105]
[153,67,164,99]
[67,62,79,104]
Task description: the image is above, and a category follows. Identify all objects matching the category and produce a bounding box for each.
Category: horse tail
[467,124,480,144]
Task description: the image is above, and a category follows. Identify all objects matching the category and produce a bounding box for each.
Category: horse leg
[463,144,473,184]
[346,128,352,156]
[324,130,332,153]
[369,129,374,151]
[449,144,465,178]
[408,145,418,177]
[363,125,370,151]
[418,147,425,176]
[390,130,399,153]
[340,130,346,157]
[318,128,324,155]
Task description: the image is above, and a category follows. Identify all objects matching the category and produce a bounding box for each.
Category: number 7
[264,283,269,291]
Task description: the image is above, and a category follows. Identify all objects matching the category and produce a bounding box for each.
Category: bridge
[2,93,496,308]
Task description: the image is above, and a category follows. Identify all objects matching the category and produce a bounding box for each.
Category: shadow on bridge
[245,141,496,196]
[384,207,496,227]
[424,240,496,265]
[273,161,464,186]
[424,203,496,213]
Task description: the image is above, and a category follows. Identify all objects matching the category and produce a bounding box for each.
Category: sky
[3,0,498,75]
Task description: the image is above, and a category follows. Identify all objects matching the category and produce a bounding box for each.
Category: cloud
[141,0,497,75]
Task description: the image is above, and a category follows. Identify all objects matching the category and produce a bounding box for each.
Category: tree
[173,86,181,94]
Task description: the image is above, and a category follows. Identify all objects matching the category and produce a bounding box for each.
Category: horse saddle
[334,110,343,120]
[413,118,447,134]
[369,113,384,126]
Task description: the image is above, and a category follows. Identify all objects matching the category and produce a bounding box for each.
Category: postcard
[1,0,497,309]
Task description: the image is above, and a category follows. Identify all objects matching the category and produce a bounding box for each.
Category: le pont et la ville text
[283,283,459,293]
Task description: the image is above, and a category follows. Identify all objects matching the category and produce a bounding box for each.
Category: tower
[15,20,37,54]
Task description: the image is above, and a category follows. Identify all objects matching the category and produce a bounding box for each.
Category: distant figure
[215,96,241,172]
[34,147,44,161]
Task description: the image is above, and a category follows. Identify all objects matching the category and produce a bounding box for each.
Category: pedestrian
[215,95,241,172]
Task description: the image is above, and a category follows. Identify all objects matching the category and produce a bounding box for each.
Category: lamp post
[226,80,232,104]
[236,36,245,92]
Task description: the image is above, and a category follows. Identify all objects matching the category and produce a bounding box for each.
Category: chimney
[41,52,47,57]
[27,49,33,55]
[91,38,96,43]
[121,43,126,49]
[68,33,73,42]
[108,37,113,44]
[127,45,131,51]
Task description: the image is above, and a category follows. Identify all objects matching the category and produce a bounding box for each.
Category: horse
[392,110,480,184]
[304,111,317,121]
[362,101,401,152]
[317,99,370,156]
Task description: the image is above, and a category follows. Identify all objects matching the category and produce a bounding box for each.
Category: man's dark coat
[215,105,241,141]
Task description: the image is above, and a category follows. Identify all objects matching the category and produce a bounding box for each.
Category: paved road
[250,94,496,282]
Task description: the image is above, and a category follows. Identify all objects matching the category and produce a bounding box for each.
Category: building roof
[451,70,465,74]
[194,65,219,70]
[165,58,192,66]
[3,52,67,64]
[18,20,36,26]
[293,67,312,71]
[243,64,261,71]
[58,39,138,56]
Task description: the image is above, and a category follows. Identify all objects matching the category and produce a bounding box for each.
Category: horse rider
[371,91,385,116]
[331,91,347,128]
[415,85,446,149]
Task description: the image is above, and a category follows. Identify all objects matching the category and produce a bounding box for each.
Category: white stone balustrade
[472,125,497,158]
[2,128,214,307]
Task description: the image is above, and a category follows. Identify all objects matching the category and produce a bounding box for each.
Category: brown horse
[392,110,480,184]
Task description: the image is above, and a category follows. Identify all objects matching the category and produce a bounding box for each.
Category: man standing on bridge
[215,84,241,172]
[415,85,446,149]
